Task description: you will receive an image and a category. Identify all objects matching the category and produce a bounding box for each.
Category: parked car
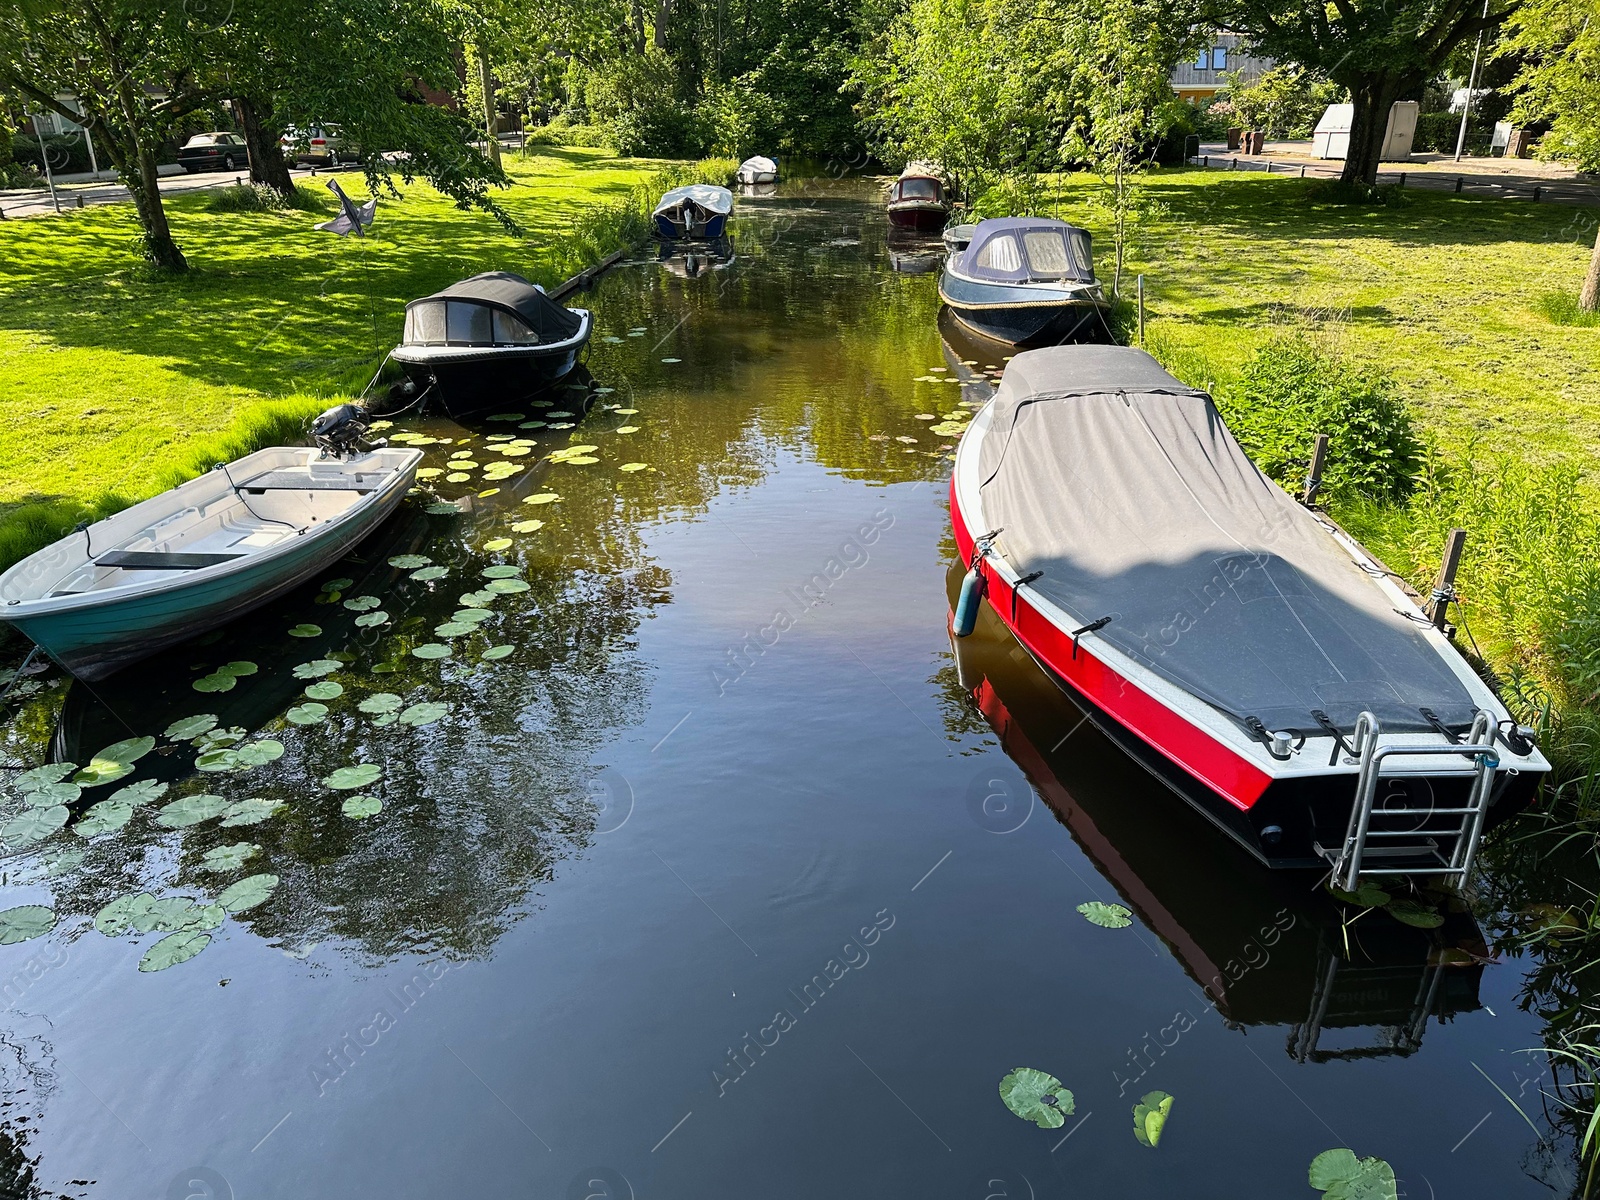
[177,132,249,174]
[280,125,361,166]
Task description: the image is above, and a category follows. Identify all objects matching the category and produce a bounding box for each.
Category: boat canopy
[739,156,777,174]
[402,272,581,347]
[653,184,734,218]
[961,218,1094,284]
[975,346,1477,736]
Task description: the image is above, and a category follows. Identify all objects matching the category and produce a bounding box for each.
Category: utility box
[1312,101,1419,161]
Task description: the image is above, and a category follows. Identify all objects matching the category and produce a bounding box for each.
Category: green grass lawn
[1056,169,1600,469]
[0,147,717,520]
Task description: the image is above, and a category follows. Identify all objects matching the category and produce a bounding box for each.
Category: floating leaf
[560,456,598,465]
[354,610,389,628]
[1077,901,1133,928]
[451,608,493,626]
[109,779,168,807]
[358,693,403,715]
[511,520,544,533]
[616,426,640,434]
[343,595,381,612]
[139,931,211,973]
[1387,899,1445,929]
[1328,882,1391,907]
[523,493,561,505]
[221,661,258,677]
[1309,1149,1397,1200]
[398,702,449,727]
[74,800,133,838]
[459,590,496,607]
[287,622,322,639]
[286,702,328,726]
[219,873,280,913]
[412,643,452,659]
[660,357,681,364]
[24,780,80,806]
[95,892,157,936]
[220,798,284,827]
[426,502,463,515]
[293,659,341,679]
[1133,1091,1173,1148]
[194,748,242,773]
[3,806,68,848]
[411,566,449,582]
[164,714,218,741]
[445,473,471,483]
[434,622,474,638]
[15,763,75,793]
[999,1068,1073,1129]
[0,906,54,945]
[81,737,154,771]
[324,764,382,790]
[304,681,343,701]
[484,538,513,551]
[342,795,383,819]
[372,712,399,727]
[234,740,284,768]
[197,726,245,750]
[388,555,431,569]
[200,842,259,872]
[320,577,354,594]
[485,578,530,595]
[482,645,514,661]
[156,794,229,828]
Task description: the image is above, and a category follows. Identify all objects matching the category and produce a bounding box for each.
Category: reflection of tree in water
[0,1028,79,1200]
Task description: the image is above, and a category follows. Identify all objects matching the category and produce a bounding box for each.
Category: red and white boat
[949,346,1547,877]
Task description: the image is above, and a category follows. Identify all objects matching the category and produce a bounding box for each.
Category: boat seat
[237,470,387,493]
[94,550,246,571]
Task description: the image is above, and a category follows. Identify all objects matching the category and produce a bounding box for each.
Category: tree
[1221,0,1509,186]
[1499,0,1600,172]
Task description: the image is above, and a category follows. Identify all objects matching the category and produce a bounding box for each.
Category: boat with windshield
[938,217,1108,345]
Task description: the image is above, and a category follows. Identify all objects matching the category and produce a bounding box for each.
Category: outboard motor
[311,403,373,459]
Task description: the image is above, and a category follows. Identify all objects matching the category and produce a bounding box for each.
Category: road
[0,161,363,221]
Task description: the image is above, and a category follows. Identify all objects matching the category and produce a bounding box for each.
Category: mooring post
[1429,528,1468,631]
[1136,275,1146,346]
[1231,157,1238,171]
[1533,186,1542,202]
[1203,155,1209,168]
[1455,177,1464,194]
[1300,164,1306,178]
[1399,172,1407,188]
[1302,433,1329,506]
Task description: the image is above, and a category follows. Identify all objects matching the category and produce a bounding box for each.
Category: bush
[12,131,94,175]
[612,102,707,158]
[203,182,324,213]
[700,77,783,160]
[1216,335,1421,504]
[1412,111,1495,156]
[523,121,615,149]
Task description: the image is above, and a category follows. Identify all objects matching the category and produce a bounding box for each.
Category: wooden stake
[1302,433,1329,506]
[1136,274,1145,347]
[1429,528,1468,630]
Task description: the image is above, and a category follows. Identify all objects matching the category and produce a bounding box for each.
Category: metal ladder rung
[1361,829,1453,838]
[1363,806,1482,817]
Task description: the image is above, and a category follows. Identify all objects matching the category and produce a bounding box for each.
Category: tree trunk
[475,43,501,167]
[1582,222,1600,313]
[631,0,646,54]
[1340,78,1402,187]
[111,75,185,272]
[655,0,670,50]
[236,96,294,196]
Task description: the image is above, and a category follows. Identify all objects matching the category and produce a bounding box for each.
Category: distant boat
[0,444,422,680]
[941,222,976,252]
[735,156,778,185]
[390,272,592,418]
[652,184,733,239]
[886,163,951,232]
[938,217,1108,346]
[950,345,1548,873]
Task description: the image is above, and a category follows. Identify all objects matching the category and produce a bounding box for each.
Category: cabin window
[1022,231,1072,277]
[493,310,539,345]
[973,234,1022,273]
[1069,231,1092,274]
[405,302,447,345]
[898,178,940,201]
[446,301,494,345]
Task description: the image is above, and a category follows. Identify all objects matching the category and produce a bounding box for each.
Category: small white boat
[735,156,778,185]
[0,444,422,680]
[652,185,733,239]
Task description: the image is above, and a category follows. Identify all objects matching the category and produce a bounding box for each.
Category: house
[1170,33,1274,103]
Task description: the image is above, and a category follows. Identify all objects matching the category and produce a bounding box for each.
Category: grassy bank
[0,147,734,571]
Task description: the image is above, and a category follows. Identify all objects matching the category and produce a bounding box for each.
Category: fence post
[1136,275,1146,347]
[1231,157,1238,170]
[1533,186,1542,202]
[1398,173,1407,188]
[1300,164,1306,178]
[1302,434,1330,507]
[1202,155,1209,168]
[1429,529,1468,631]
[1455,177,1463,193]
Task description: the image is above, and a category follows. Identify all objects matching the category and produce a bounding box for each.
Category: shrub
[11,131,93,175]
[612,102,707,158]
[523,122,615,149]
[1215,335,1421,504]
[203,182,324,213]
[1412,111,1495,156]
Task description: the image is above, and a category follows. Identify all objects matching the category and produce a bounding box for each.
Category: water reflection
[945,562,1487,1060]
[657,237,736,278]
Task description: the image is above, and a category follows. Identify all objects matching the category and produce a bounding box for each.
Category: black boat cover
[407,272,582,341]
[975,346,1477,737]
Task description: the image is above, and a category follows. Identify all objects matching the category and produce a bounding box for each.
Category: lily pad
[343,595,381,612]
[1077,901,1133,928]
[95,892,157,936]
[200,842,259,872]
[156,794,230,828]
[354,611,390,628]
[1387,899,1445,929]
[15,763,75,793]
[220,797,284,827]
[1309,1149,1397,1200]
[292,659,341,680]
[411,565,450,582]
[286,702,329,725]
[434,622,474,638]
[0,905,55,945]
[511,520,545,533]
[660,357,681,364]
[74,737,156,785]
[74,800,133,838]
[287,623,322,638]
[523,493,561,505]
[459,590,496,607]
[192,671,236,693]
[197,726,245,750]
[484,538,514,551]
[425,502,464,515]
[342,795,383,819]
[164,714,218,741]
[23,781,80,806]
[304,681,343,701]
[482,565,521,579]
[218,873,280,913]
[320,577,354,593]
[999,1067,1074,1129]
[398,702,449,727]
[221,661,258,677]
[139,931,211,973]
[616,426,640,434]
[485,578,530,595]
[1133,1091,1173,1148]
[109,779,168,807]
[411,643,452,660]
[388,555,432,569]
[1328,882,1392,907]
[620,463,648,472]
[358,693,403,715]
[3,806,68,848]
[560,456,598,465]
[452,608,494,625]
[234,740,284,768]
[194,748,242,773]
[482,645,514,661]
[324,764,382,790]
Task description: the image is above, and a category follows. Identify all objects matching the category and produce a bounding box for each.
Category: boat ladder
[1322,711,1500,891]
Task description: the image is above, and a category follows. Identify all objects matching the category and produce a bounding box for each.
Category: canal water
[0,179,1576,1198]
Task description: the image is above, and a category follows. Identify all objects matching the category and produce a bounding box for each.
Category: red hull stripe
[951,478,1271,811]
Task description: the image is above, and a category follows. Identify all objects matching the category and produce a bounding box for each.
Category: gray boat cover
[976,346,1477,737]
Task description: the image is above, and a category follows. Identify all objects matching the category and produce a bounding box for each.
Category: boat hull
[395,347,585,418]
[736,170,777,185]
[887,203,949,232]
[939,273,1108,346]
[654,212,729,240]
[7,466,416,681]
